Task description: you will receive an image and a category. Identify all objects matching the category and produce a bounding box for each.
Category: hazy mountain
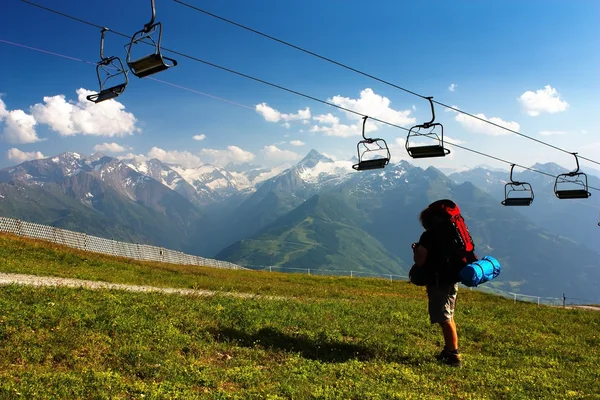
[449,162,600,255]
[1,149,599,301]
[219,162,600,301]
[0,152,202,249]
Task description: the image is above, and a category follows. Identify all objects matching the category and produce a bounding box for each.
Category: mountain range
[1,149,599,302]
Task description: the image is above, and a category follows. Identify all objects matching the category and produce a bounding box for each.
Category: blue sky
[1,0,599,176]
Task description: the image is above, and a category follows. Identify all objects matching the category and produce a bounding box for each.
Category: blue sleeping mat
[459,255,501,287]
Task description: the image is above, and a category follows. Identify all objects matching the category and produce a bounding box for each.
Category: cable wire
[173,0,600,167]
[11,1,600,194]
[5,37,600,207]
[0,39,253,111]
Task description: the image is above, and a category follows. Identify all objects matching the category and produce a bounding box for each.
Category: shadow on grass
[209,326,423,365]
[210,326,372,362]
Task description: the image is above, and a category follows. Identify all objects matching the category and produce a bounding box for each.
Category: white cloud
[255,103,311,123]
[93,142,129,153]
[192,134,206,141]
[261,145,301,162]
[313,113,340,125]
[30,88,139,136]
[328,88,416,126]
[258,88,416,139]
[0,97,41,144]
[518,85,569,116]
[445,136,465,145]
[448,83,458,92]
[118,152,148,163]
[147,147,202,168]
[7,148,45,162]
[200,145,255,166]
[282,122,291,129]
[451,107,520,135]
[539,130,568,136]
[581,142,600,151]
[306,88,416,138]
[290,140,305,146]
[309,113,379,138]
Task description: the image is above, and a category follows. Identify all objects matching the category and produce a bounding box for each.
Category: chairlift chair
[501,164,534,206]
[126,0,177,78]
[405,96,451,159]
[352,116,391,171]
[86,28,128,103]
[554,153,591,199]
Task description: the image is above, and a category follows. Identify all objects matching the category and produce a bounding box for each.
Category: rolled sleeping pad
[459,255,501,287]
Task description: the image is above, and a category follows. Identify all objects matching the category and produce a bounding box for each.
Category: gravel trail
[0,272,272,299]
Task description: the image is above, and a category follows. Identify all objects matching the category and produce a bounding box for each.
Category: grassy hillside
[1,233,599,398]
[218,194,407,274]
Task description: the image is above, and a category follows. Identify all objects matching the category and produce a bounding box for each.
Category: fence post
[307,269,310,275]
[563,293,566,308]
[269,266,272,272]
[350,271,353,278]
[513,293,517,304]
[389,274,392,282]
[537,297,540,307]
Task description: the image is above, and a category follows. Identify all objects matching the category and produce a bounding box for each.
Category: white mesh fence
[0,216,246,270]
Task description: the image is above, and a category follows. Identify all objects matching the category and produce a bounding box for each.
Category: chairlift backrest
[86,27,128,104]
[126,0,177,78]
[501,164,534,206]
[405,97,450,159]
[554,153,591,200]
[352,116,391,171]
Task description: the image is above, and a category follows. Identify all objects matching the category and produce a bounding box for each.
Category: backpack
[427,199,478,281]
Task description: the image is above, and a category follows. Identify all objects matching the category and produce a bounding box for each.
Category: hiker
[409,199,477,367]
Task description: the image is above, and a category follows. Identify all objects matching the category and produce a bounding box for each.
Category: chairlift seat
[407,145,450,159]
[555,189,591,199]
[501,197,533,206]
[502,180,534,206]
[352,158,389,171]
[128,53,177,78]
[86,83,127,104]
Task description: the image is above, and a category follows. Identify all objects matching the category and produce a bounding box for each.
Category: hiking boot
[436,348,462,367]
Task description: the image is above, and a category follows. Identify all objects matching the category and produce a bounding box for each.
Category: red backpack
[427,199,477,267]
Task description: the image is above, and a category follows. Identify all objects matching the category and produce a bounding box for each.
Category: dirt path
[1,272,599,310]
[0,272,280,299]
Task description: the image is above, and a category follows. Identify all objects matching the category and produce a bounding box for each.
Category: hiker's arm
[413,245,428,267]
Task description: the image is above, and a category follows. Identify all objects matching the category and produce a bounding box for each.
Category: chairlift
[554,153,591,199]
[86,28,128,103]
[501,164,534,206]
[352,116,391,171]
[125,0,177,78]
[405,96,451,159]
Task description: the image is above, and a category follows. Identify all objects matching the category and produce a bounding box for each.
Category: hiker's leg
[427,283,458,346]
[440,318,458,351]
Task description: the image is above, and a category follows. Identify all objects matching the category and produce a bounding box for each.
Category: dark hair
[419,207,434,230]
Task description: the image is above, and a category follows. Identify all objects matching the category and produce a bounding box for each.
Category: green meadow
[1,233,598,399]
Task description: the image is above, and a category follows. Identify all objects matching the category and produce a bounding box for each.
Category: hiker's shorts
[426,282,458,324]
